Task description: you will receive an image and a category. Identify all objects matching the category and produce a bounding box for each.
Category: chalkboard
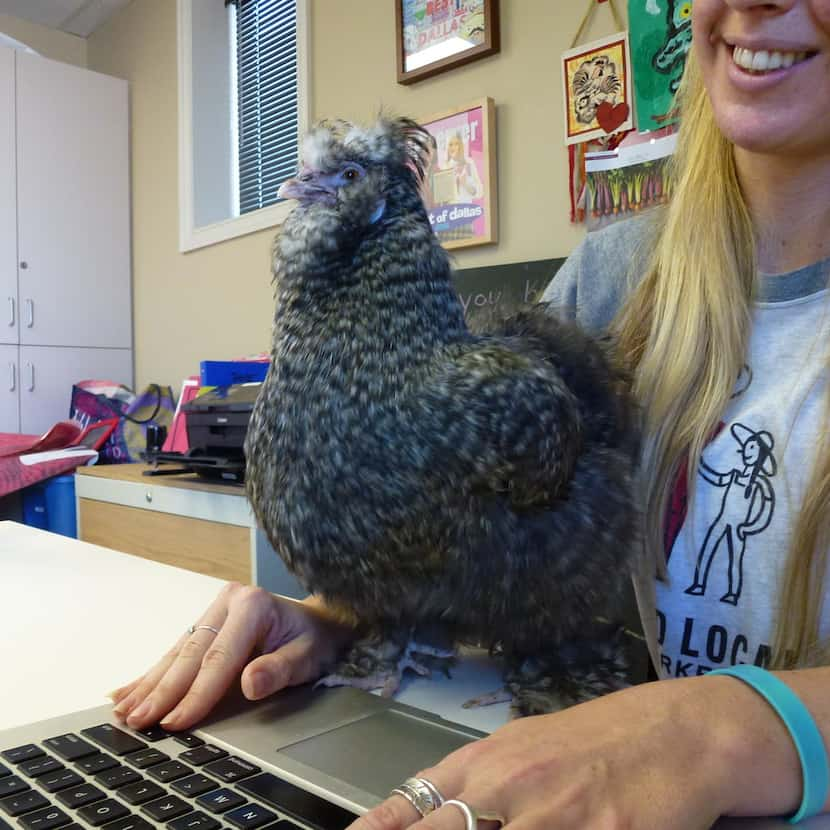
[452,258,566,323]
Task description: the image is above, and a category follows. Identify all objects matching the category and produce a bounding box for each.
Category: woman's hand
[110,583,357,731]
[347,674,805,830]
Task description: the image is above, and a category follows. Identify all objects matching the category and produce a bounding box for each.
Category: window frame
[176,0,311,253]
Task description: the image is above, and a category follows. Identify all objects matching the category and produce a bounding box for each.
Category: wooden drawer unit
[75,464,305,595]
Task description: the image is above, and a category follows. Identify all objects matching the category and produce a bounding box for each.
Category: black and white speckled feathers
[245,116,641,708]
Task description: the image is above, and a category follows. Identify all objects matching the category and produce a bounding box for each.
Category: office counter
[0,522,825,828]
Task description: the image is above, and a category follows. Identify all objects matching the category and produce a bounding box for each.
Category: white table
[0,521,826,828]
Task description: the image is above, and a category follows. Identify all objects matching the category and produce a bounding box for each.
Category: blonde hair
[613,51,830,670]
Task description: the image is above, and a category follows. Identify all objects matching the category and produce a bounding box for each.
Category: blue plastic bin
[21,484,48,529]
[21,474,77,538]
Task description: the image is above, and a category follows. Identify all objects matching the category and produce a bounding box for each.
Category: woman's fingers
[241,630,324,699]
[112,635,188,723]
[108,676,142,705]
[114,584,239,728]
[158,591,277,728]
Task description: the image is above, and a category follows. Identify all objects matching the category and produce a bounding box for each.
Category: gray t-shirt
[542,213,830,677]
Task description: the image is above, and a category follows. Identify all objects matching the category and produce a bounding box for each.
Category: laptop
[0,679,489,830]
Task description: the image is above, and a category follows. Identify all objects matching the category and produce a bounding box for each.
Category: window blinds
[235,0,298,214]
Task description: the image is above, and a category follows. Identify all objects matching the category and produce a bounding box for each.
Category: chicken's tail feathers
[496,303,641,458]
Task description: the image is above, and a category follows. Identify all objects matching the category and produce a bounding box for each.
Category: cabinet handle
[7,297,13,327]
[25,299,33,328]
[25,361,34,391]
[8,362,14,392]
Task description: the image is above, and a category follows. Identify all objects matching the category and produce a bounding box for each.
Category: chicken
[244,116,641,715]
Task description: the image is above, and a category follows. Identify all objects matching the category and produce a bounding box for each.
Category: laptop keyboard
[0,723,357,830]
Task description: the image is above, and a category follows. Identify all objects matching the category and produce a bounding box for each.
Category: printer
[172,383,262,482]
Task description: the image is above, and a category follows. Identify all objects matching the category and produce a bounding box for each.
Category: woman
[112,0,830,825]
[446,132,483,202]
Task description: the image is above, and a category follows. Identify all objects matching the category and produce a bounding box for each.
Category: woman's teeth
[732,46,809,73]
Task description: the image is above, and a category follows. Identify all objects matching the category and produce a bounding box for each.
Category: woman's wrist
[698,671,803,818]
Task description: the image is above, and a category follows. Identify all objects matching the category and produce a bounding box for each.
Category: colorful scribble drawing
[652,0,692,95]
[571,55,623,125]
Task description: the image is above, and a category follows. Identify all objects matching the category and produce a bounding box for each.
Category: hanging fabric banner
[628,0,692,130]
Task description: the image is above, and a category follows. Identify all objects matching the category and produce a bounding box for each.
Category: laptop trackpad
[280,709,476,797]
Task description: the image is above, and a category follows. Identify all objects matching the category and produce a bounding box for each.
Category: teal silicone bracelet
[709,664,829,824]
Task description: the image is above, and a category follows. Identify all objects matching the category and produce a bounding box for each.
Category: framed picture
[561,31,634,145]
[396,0,500,85]
[419,97,497,250]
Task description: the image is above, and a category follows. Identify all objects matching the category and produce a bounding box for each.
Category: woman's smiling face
[692,0,830,157]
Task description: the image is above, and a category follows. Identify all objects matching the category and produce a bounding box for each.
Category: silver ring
[187,624,220,636]
[444,798,506,829]
[389,776,444,816]
[415,776,445,808]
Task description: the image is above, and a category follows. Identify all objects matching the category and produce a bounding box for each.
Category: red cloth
[0,431,96,499]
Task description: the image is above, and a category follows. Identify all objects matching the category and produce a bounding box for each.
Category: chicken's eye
[341,165,363,182]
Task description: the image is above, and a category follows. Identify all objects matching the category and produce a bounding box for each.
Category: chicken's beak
[278,167,334,204]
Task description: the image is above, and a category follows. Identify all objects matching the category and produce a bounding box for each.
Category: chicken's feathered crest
[301,115,432,187]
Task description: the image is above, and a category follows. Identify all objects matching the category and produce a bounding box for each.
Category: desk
[75,463,305,597]
[0,522,824,829]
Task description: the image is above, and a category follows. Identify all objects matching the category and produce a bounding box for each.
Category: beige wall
[0,13,86,67]
[87,0,624,391]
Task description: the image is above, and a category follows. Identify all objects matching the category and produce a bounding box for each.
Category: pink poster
[420,98,497,249]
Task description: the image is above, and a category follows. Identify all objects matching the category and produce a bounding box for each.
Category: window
[177,0,310,252]
[236,0,299,215]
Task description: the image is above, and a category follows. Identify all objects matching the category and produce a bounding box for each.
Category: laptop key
[76,754,119,775]
[124,749,169,770]
[0,746,43,765]
[0,764,10,779]
[140,795,191,822]
[94,766,142,790]
[145,761,192,784]
[18,756,63,779]
[195,789,245,814]
[55,784,107,809]
[132,726,168,743]
[38,771,84,794]
[223,802,277,830]
[43,735,97,762]
[76,798,130,827]
[167,809,220,830]
[101,817,154,830]
[0,776,28,798]
[170,774,217,798]
[238,773,358,830]
[116,781,166,806]
[0,788,49,816]
[16,805,73,830]
[202,757,260,784]
[171,734,204,749]
[178,746,227,767]
[81,726,146,757]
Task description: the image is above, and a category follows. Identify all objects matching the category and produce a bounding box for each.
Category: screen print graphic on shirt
[683,422,778,605]
[659,367,777,676]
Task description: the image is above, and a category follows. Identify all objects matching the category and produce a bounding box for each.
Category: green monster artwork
[628,0,692,129]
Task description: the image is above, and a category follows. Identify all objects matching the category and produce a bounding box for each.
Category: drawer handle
[8,297,13,327]
[8,362,14,392]
[145,491,153,503]
[25,299,34,328]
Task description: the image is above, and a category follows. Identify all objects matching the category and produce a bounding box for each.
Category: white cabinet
[0,344,19,432]
[0,48,16,347]
[20,346,134,437]
[0,47,133,435]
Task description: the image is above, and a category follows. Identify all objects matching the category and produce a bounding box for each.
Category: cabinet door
[0,344,19,433]
[16,53,131,349]
[19,345,133,436]
[0,47,17,346]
